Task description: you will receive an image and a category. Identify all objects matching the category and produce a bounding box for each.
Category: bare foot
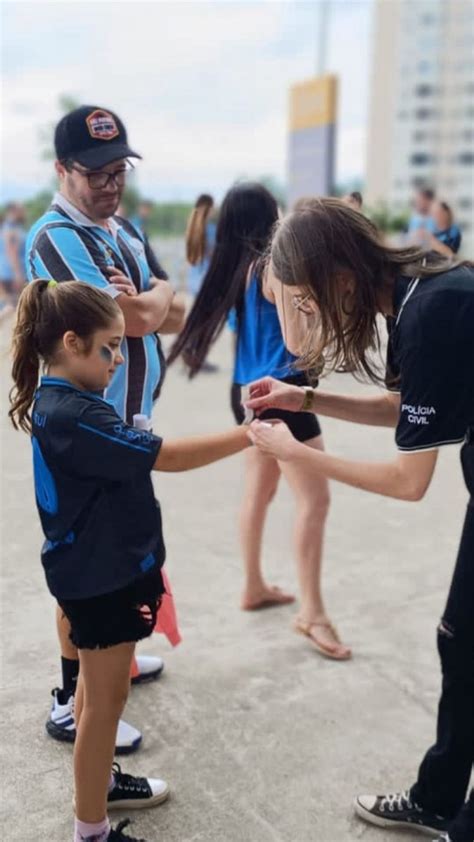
[294,615,352,660]
[241,585,296,611]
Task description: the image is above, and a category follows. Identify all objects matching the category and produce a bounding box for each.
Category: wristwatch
[300,386,315,412]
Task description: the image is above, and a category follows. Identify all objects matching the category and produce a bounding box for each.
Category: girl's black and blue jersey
[387,265,474,452]
[31,377,165,601]
[233,274,296,385]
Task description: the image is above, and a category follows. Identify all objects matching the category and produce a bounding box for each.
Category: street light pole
[317,0,329,76]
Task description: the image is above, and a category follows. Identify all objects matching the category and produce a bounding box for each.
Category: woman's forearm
[154,427,250,472]
[291,444,437,501]
[311,389,400,427]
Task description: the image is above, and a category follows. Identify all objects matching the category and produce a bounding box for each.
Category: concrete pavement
[0,319,468,841]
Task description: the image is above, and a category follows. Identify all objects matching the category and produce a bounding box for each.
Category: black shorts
[58,564,164,650]
[231,373,321,443]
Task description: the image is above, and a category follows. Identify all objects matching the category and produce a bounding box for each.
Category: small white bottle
[133,413,152,431]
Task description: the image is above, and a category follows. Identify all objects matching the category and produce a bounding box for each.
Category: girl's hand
[245,377,306,414]
[248,420,302,461]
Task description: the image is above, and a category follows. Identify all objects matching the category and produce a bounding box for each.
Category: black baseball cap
[54,105,142,169]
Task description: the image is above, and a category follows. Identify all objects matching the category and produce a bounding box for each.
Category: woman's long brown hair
[9,279,120,433]
[271,197,471,383]
[185,194,214,265]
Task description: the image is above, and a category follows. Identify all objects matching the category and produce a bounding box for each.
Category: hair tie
[48,280,58,288]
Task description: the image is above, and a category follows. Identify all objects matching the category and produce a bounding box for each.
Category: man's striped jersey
[26,193,168,423]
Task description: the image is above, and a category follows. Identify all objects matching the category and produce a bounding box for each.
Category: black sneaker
[354,789,449,835]
[108,763,170,810]
[108,819,148,841]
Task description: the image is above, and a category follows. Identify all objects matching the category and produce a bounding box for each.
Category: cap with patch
[54,105,142,169]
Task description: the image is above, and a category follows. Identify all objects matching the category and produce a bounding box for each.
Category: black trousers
[411,440,474,842]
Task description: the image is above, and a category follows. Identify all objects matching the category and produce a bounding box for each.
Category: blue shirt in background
[233,274,296,385]
[408,213,436,234]
[434,225,462,254]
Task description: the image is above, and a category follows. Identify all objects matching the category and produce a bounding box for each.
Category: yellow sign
[289,75,337,132]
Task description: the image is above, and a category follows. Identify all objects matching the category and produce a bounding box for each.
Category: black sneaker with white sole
[108,763,170,810]
[108,819,148,841]
[354,789,449,835]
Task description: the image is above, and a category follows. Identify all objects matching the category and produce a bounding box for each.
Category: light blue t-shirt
[233,274,296,385]
[408,213,436,234]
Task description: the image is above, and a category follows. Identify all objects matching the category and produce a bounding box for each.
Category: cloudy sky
[2,0,373,202]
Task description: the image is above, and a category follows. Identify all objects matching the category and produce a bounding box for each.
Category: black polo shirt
[31,377,165,600]
[386,265,474,452]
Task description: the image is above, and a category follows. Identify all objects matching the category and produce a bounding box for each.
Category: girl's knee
[303,488,331,519]
[84,678,130,718]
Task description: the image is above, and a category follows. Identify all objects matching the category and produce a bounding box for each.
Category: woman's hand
[248,420,303,461]
[245,377,306,414]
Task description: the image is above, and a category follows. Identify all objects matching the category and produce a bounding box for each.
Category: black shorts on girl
[231,373,321,443]
[59,564,164,650]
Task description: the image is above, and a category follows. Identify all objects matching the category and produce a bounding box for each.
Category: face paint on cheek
[100,345,114,363]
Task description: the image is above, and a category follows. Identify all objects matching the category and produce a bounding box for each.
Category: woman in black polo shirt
[246,198,474,842]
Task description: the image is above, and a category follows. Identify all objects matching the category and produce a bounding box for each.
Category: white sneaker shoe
[46,688,142,754]
[131,655,164,685]
[108,763,170,809]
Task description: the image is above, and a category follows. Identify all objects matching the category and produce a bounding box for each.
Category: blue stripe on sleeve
[77,421,154,453]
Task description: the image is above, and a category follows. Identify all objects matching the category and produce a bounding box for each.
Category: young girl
[169,183,350,660]
[9,279,250,842]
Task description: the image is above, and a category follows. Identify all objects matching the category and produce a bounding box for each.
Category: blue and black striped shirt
[26,193,168,422]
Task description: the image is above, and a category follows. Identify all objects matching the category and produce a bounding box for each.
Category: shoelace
[111,763,149,795]
[114,819,147,842]
[380,790,421,813]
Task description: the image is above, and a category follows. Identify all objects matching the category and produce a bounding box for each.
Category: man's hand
[105,266,137,296]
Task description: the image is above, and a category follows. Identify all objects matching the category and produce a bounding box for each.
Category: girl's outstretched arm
[154,427,251,472]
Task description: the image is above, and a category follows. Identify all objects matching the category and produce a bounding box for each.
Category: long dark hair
[271,196,471,383]
[169,182,279,376]
[185,193,214,265]
[9,279,120,433]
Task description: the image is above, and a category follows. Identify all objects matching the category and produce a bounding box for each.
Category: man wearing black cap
[26,105,185,762]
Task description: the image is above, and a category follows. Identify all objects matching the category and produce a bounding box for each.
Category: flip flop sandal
[293,617,352,661]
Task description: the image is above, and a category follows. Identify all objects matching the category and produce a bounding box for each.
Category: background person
[246,197,474,842]
[428,200,462,256]
[170,182,351,660]
[185,193,216,298]
[183,192,218,372]
[9,279,250,842]
[2,201,27,305]
[26,104,186,754]
[342,191,363,211]
[407,186,436,245]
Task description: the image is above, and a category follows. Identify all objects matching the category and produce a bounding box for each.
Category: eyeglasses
[292,293,317,315]
[68,161,134,190]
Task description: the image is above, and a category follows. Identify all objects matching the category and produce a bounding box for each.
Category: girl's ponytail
[9,278,120,433]
[9,280,50,433]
